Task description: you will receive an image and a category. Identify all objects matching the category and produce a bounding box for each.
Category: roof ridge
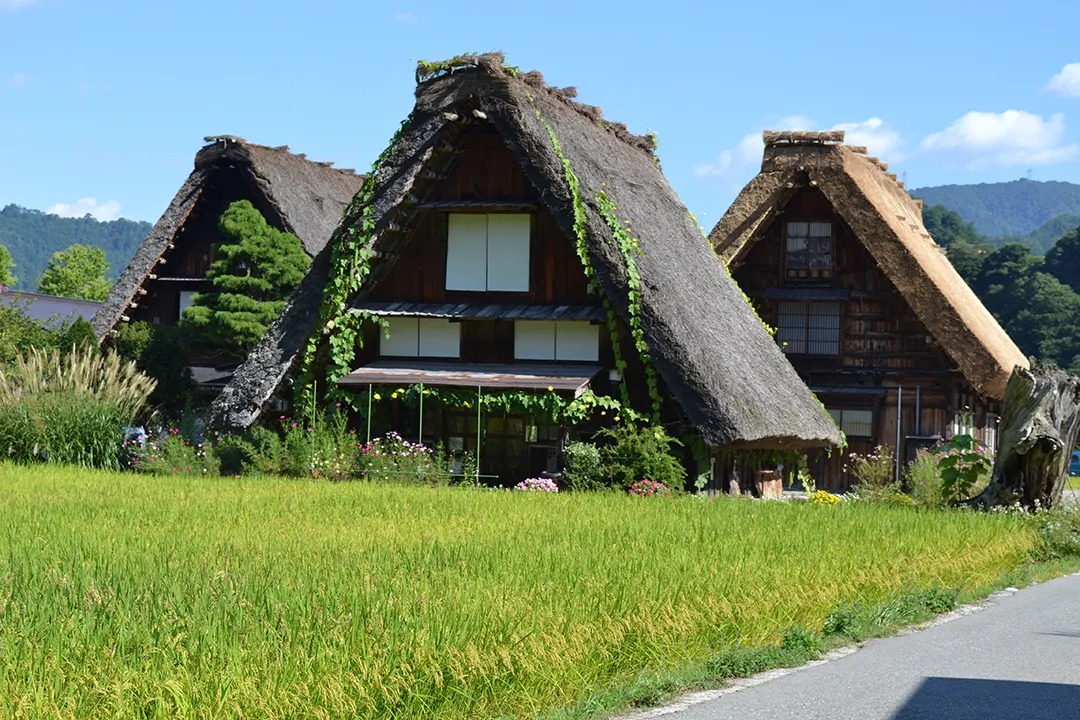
[414,52,658,158]
[200,136,364,177]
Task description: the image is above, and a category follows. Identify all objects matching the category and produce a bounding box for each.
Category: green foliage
[0,346,156,469]
[0,243,15,286]
[912,179,1080,237]
[906,448,943,507]
[130,428,220,476]
[184,200,310,353]
[281,409,357,480]
[112,321,196,416]
[595,423,686,491]
[37,244,112,300]
[845,445,897,493]
[563,441,603,491]
[1045,226,1080,295]
[0,471,1039,718]
[0,204,148,289]
[936,432,992,504]
[356,432,450,486]
[0,297,95,367]
[295,115,413,410]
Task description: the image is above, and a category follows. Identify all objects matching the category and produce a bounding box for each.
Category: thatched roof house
[209,54,840,451]
[91,136,365,341]
[710,131,1027,400]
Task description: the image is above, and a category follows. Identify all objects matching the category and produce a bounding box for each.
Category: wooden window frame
[828,408,874,439]
[777,301,841,356]
[784,218,834,282]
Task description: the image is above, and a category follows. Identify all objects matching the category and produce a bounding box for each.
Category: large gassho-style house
[710,130,1028,488]
[91,136,365,394]
[209,54,841,487]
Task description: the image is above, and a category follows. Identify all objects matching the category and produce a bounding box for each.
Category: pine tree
[184,200,311,352]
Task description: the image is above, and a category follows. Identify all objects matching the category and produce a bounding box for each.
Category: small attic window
[785,221,833,280]
[446,214,530,292]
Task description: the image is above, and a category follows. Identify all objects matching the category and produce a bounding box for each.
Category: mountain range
[0,204,150,290]
[910,179,1080,250]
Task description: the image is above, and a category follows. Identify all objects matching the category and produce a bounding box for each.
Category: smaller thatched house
[710,130,1028,488]
[91,136,365,394]
[210,55,840,487]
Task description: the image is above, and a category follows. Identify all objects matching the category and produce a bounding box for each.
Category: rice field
[0,464,1040,719]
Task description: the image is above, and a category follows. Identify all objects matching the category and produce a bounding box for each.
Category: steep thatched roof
[710,131,1028,400]
[210,54,840,449]
[91,136,365,340]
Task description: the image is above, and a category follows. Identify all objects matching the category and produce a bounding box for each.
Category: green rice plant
[0,465,1041,719]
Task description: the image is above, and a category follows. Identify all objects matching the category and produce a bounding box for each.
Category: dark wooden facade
[349,127,660,485]
[729,188,1001,490]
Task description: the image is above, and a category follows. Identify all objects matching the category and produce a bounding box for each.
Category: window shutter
[446,214,488,291]
[514,320,556,360]
[486,214,531,292]
[554,321,599,361]
[418,319,461,358]
[381,316,420,356]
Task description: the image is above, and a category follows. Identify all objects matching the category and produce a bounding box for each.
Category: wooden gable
[368,128,593,307]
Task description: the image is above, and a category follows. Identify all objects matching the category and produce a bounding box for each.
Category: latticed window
[786,221,833,279]
[828,409,874,438]
[777,301,840,355]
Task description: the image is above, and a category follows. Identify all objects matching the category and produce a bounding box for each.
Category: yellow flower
[373,393,381,400]
[614,416,620,422]
[396,388,405,394]
[601,410,606,416]
[547,386,554,392]
[391,393,398,399]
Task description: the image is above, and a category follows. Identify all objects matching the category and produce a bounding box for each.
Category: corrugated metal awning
[349,302,605,322]
[337,360,602,395]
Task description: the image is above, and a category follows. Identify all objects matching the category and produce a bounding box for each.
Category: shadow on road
[892,677,1080,719]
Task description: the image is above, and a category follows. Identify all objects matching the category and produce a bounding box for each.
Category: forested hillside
[911,179,1080,237]
[924,204,1080,373]
[0,204,149,289]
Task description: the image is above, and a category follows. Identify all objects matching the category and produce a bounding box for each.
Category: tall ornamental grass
[0,346,155,468]
[0,465,1039,719]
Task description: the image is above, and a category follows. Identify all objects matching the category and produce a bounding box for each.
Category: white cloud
[0,0,41,10]
[1045,63,1080,98]
[694,115,812,180]
[46,198,122,222]
[919,110,1079,167]
[392,11,416,23]
[6,73,26,87]
[831,117,903,160]
[695,115,902,181]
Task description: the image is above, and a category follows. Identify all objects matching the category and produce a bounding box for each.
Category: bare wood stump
[970,364,1080,510]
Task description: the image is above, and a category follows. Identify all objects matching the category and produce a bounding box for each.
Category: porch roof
[349,301,605,322]
[336,360,602,394]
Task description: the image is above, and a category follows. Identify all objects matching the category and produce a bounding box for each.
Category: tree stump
[970,364,1080,510]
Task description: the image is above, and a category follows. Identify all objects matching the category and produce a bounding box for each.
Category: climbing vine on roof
[293,115,413,410]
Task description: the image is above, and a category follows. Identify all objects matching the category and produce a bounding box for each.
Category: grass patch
[0,465,1049,718]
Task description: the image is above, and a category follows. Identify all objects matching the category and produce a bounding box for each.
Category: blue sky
[2,0,1079,230]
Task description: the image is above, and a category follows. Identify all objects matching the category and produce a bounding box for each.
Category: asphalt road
[622,572,1080,720]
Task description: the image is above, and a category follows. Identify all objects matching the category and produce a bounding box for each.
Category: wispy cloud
[919,110,1079,167]
[694,115,813,180]
[5,73,26,87]
[0,0,42,11]
[695,115,903,182]
[46,198,122,222]
[1044,63,1080,98]
[392,11,416,23]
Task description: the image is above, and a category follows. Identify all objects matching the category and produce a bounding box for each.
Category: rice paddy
[0,464,1040,718]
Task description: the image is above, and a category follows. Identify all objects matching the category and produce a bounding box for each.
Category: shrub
[629,479,672,497]
[935,434,992,504]
[906,448,943,507]
[355,432,449,486]
[595,424,686,491]
[113,322,197,416]
[281,409,356,480]
[810,489,842,506]
[563,441,603,491]
[131,427,220,476]
[0,346,155,469]
[515,477,559,493]
[846,445,906,503]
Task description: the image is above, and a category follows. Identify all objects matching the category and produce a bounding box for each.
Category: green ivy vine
[363,384,643,427]
[294,115,413,410]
